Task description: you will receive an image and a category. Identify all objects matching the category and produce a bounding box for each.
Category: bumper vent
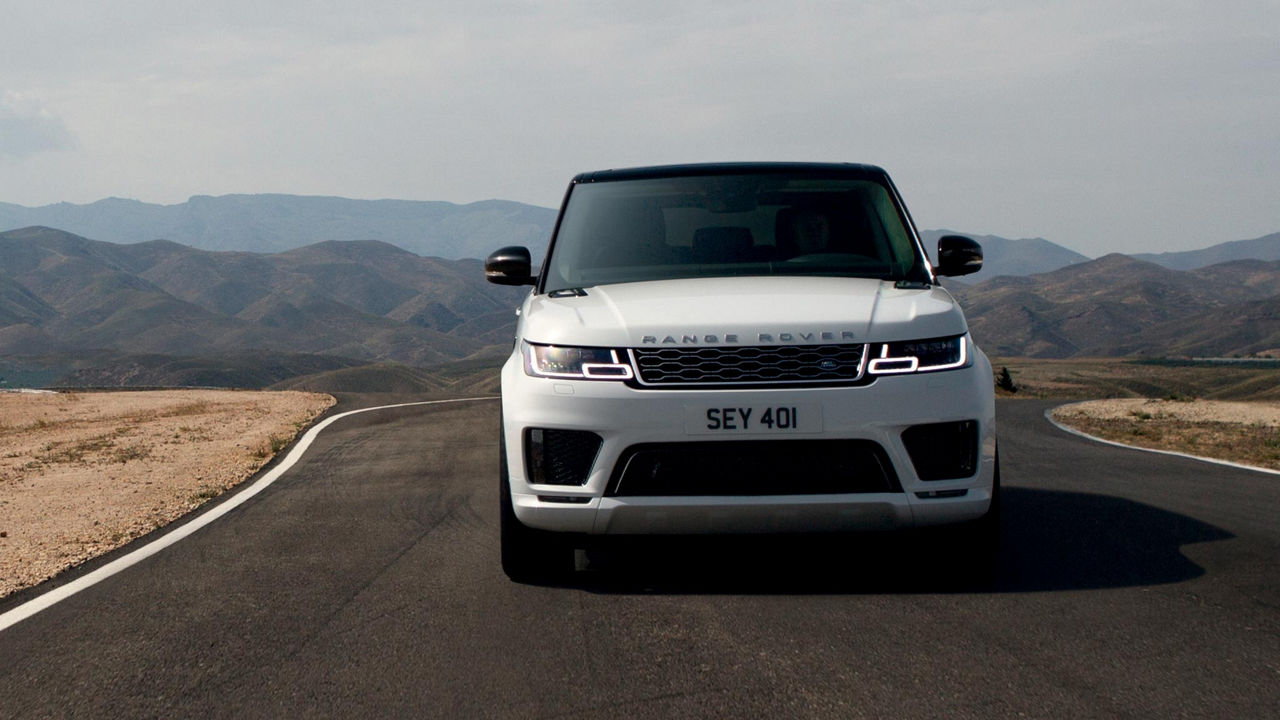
[525,428,602,486]
[606,440,900,496]
[630,344,867,386]
[900,420,978,481]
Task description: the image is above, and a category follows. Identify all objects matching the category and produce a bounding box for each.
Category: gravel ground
[0,390,334,598]
[1052,398,1280,426]
[1051,398,1280,471]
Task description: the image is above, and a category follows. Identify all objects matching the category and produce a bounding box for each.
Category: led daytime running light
[523,342,634,380]
[867,335,968,375]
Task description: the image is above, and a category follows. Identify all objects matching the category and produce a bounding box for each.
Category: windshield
[541,172,929,293]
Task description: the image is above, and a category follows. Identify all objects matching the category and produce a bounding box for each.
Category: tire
[498,417,574,583]
[947,447,1001,582]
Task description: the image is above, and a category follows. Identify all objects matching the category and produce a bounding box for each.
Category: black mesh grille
[901,420,978,481]
[607,440,900,496]
[631,344,866,385]
[525,428,602,486]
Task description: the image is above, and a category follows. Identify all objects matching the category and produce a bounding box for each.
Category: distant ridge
[0,194,557,260]
[4,194,1093,273]
[4,194,1277,275]
[919,230,1090,277]
[1131,232,1280,271]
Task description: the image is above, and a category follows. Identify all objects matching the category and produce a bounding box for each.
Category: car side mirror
[935,235,983,277]
[485,246,536,286]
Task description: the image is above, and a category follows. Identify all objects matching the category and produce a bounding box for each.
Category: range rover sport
[485,162,997,581]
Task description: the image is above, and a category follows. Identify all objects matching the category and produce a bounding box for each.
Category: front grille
[525,428,602,486]
[630,344,866,386]
[606,440,900,496]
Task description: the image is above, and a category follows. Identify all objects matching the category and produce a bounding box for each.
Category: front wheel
[947,448,1001,582]
[498,419,575,583]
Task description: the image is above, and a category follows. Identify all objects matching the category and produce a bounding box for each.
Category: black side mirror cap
[485,246,536,286]
[935,235,983,277]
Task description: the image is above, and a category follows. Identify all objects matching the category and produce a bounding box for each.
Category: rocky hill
[954,255,1280,358]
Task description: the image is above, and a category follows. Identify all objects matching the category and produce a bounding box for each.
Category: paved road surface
[1,397,1276,718]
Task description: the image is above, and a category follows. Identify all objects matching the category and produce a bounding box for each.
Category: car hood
[519,276,968,348]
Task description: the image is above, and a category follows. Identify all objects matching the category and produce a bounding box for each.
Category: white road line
[1045,403,1280,477]
[0,396,497,634]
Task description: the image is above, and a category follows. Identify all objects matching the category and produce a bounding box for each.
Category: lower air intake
[525,428,602,486]
[606,440,900,496]
[900,420,978,481]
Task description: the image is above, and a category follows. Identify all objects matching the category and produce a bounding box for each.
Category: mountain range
[0,226,526,387]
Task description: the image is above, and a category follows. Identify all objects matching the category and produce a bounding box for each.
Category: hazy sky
[1,1,1276,256]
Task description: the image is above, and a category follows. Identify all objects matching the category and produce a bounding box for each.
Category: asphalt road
[1,397,1276,718]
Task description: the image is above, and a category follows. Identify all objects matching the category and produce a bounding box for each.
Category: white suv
[486,163,997,581]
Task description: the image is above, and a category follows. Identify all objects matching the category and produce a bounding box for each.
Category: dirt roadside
[0,390,334,598]
[1051,398,1280,471]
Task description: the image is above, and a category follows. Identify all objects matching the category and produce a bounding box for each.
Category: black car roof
[571,162,888,184]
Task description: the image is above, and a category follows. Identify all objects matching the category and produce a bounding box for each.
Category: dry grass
[1057,414,1280,470]
[250,434,291,459]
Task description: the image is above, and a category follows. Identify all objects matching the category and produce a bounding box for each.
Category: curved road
[1,398,1276,718]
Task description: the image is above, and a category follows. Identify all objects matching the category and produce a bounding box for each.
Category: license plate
[684,404,821,435]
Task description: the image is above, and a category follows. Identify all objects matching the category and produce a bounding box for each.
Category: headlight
[523,341,634,380]
[867,335,969,375]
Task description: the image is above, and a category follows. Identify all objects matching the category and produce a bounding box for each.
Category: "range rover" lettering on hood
[640,331,857,345]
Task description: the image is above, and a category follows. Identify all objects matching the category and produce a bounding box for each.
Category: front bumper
[500,346,996,535]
